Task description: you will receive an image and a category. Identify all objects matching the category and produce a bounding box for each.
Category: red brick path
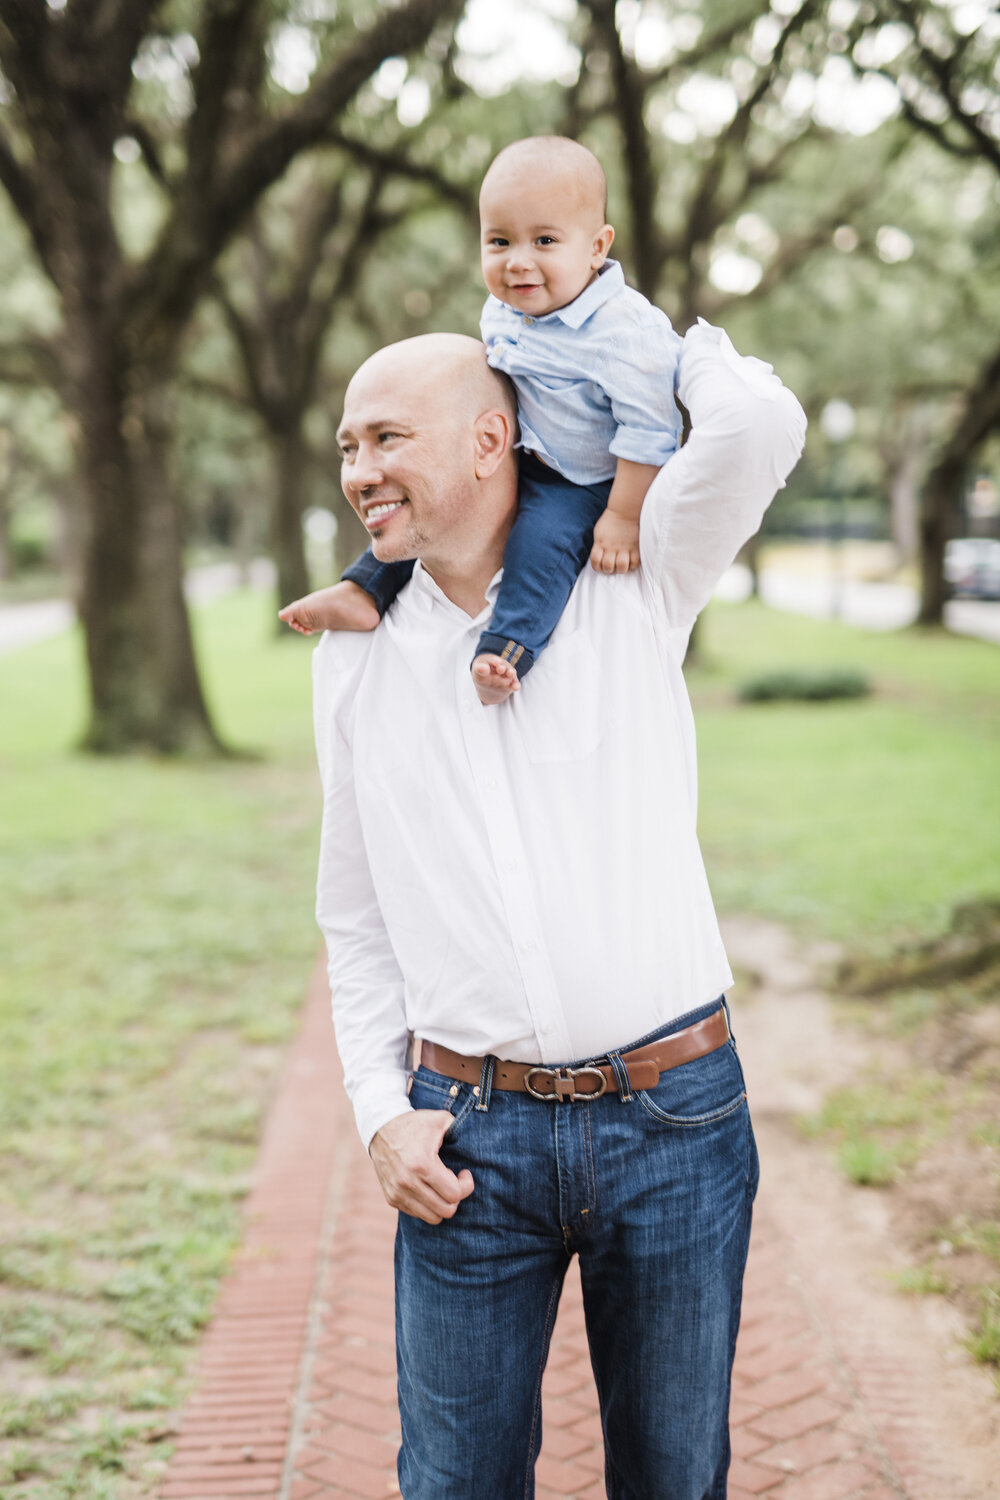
[158,963,963,1500]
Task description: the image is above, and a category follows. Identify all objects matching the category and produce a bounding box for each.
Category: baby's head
[480,137,614,318]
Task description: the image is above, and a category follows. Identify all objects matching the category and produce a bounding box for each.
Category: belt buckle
[524,1065,608,1102]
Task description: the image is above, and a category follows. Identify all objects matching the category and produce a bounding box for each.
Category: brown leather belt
[419,1007,730,1103]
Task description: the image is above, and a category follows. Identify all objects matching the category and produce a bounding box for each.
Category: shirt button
[522,938,538,954]
[481,776,497,791]
[523,316,534,326]
[541,1023,554,1037]
[462,702,475,716]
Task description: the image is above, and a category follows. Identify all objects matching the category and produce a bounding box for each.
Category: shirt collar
[411,559,502,623]
[552,259,625,329]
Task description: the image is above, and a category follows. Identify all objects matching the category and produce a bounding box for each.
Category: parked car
[944,538,1000,600]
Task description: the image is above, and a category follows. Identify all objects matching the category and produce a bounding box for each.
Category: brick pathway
[158,963,977,1500]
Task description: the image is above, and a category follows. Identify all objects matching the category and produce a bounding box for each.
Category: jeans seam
[583,1105,596,1221]
[524,1273,564,1500]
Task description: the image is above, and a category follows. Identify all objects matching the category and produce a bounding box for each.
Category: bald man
[313,326,806,1498]
[286,135,683,704]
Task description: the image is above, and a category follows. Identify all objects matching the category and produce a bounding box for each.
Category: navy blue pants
[396,1000,759,1498]
[341,453,612,678]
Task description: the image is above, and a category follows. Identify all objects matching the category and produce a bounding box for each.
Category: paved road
[717,564,1000,645]
[0,560,276,657]
[3,559,998,658]
[156,956,989,1500]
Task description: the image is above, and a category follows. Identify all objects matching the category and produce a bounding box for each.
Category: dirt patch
[723,915,999,1497]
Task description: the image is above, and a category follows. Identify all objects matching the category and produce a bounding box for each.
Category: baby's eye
[487,236,509,248]
[536,236,557,246]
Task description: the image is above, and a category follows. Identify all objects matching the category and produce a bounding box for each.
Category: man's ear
[591,224,614,269]
[473,408,514,478]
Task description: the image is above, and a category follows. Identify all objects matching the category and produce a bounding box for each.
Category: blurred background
[0,1,998,1495]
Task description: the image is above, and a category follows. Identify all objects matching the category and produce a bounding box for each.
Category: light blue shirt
[480,260,682,485]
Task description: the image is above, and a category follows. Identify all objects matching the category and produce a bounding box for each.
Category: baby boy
[280,135,682,705]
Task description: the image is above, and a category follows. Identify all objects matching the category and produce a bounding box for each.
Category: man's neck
[420,554,502,617]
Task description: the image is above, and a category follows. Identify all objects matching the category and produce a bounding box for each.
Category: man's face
[337,361,475,566]
[480,172,612,318]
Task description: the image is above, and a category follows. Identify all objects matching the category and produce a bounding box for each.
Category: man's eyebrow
[336,418,413,442]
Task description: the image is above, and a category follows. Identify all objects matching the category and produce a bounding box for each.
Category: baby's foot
[472,653,520,706]
[278,581,380,635]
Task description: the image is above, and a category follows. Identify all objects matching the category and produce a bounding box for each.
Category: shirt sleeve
[313,634,413,1150]
[639,319,807,632]
[605,315,683,468]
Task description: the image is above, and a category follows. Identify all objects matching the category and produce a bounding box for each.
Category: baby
[280,135,682,705]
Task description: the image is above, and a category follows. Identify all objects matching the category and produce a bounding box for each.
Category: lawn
[689,600,1000,946]
[1,591,997,1494]
[0,590,322,1498]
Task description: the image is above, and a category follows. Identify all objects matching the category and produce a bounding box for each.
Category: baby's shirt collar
[551,258,624,328]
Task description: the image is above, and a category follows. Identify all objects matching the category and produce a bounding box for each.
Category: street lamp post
[820,399,857,620]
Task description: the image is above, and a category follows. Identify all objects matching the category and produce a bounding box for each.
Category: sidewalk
[157,960,984,1500]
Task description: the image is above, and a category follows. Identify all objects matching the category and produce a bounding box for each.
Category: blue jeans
[341,453,612,678]
[395,1000,759,1500]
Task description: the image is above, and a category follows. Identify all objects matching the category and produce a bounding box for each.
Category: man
[313,327,806,1499]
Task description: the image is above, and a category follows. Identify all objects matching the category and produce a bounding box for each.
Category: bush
[737,667,871,703]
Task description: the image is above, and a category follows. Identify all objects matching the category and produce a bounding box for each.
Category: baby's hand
[278,581,380,635]
[590,510,640,574]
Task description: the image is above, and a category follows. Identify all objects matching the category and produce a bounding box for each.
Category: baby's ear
[592,223,615,267]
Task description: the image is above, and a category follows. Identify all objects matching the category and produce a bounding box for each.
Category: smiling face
[480,138,614,317]
[336,334,517,581]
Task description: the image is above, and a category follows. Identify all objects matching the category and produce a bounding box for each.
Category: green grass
[690,601,1000,943]
[2,590,998,1486]
[0,589,321,1498]
[799,1072,948,1185]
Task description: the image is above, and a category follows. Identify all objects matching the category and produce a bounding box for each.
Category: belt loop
[475,1054,496,1112]
[607,1049,633,1103]
[721,995,734,1046]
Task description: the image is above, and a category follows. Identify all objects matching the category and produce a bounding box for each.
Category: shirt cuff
[351,1071,413,1153]
[609,426,680,467]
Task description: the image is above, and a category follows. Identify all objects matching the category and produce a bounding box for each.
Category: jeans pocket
[410,1069,477,1139]
[636,1042,747,1127]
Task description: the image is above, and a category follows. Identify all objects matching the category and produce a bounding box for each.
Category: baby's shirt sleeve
[604,310,683,469]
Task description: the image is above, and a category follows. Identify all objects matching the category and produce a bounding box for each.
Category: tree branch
[887,0,1000,175]
[129,0,463,356]
[0,123,54,278]
[218,0,464,232]
[323,128,475,217]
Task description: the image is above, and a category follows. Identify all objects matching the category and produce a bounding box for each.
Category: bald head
[346,332,517,432]
[337,333,519,603]
[481,136,608,222]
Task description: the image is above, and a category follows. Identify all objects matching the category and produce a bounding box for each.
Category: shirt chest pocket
[512,632,604,764]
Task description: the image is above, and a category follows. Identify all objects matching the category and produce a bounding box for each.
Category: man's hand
[369,1109,475,1224]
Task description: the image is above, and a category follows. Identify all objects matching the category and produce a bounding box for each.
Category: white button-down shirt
[314,321,806,1148]
[480,260,682,484]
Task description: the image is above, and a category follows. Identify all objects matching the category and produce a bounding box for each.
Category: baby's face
[480,173,613,318]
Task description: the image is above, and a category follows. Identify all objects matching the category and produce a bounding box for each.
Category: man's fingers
[369,1109,476,1224]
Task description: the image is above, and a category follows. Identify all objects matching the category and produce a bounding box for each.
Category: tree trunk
[0,445,10,581]
[916,456,959,626]
[331,484,369,580]
[888,449,921,567]
[271,423,311,617]
[75,354,224,753]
